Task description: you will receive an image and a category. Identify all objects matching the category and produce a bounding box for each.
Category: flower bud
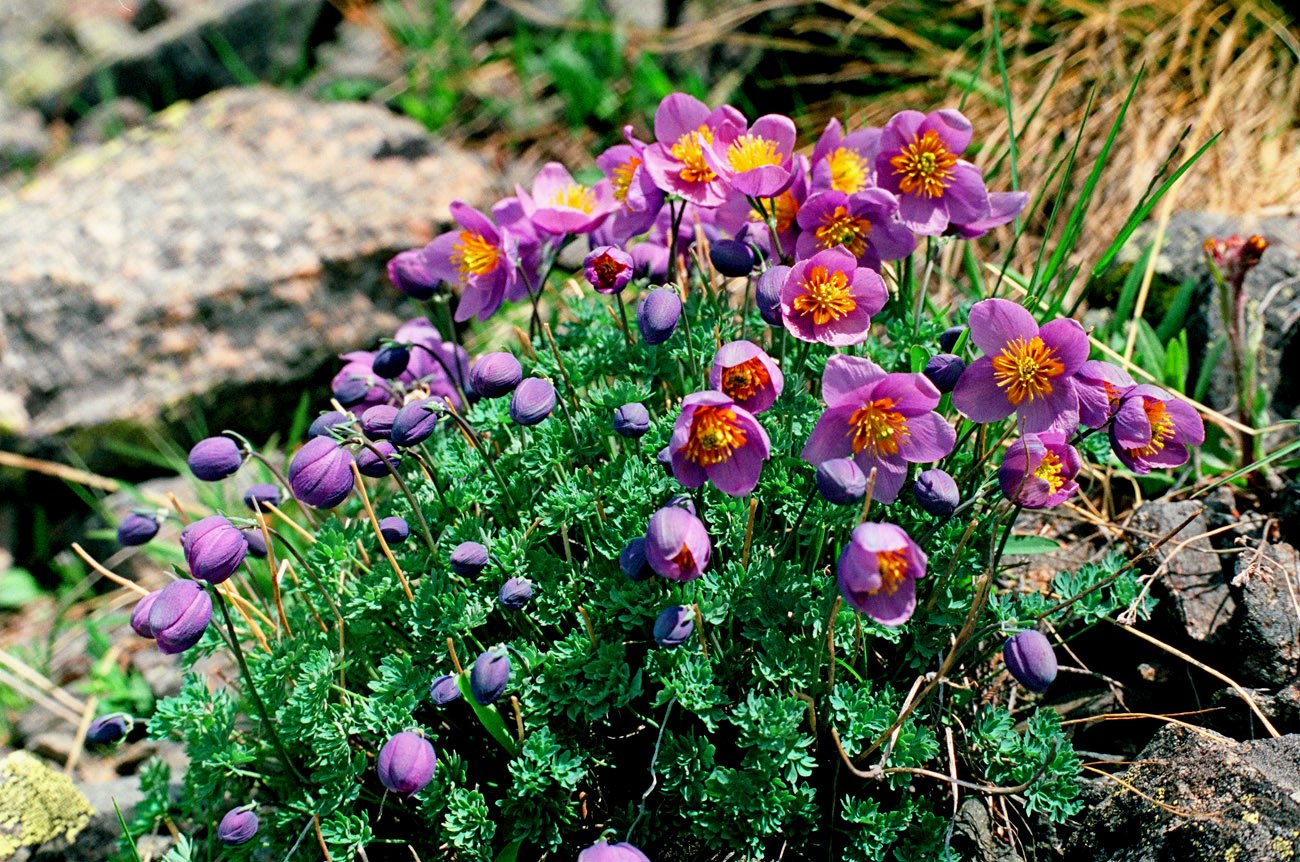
[709,239,756,277]
[816,458,866,505]
[613,402,650,438]
[361,405,399,439]
[1003,630,1057,693]
[372,345,411,380]
[509,378,556,426]
[390,398,440,447]
[938,325,965,353]
[755,266,790,326]
[332,375,372,407]
[288,438,356,509]
[665,493,696,517]
[378,731,437,795]
[242,528,268,559]
[644,506,711,581]
[241,483,281,512]
[308,410,349,439]
[583,246,635,294]
[428,673,463,706]
[653,605,694,648]
[181,516,248,584]
[655,446,673,475]
[117,512,160,547]
[498,577,534,610]
[380,516,410,545]
[187,437,243,482]
[149,580,212,655]
[131,590,161,638]
[357,440,401,478]
[388,248,439,300]
[578,840,651,862]
[470,352,523,399]
[217,805,259,846]
[619,537,651,581]
[470,648,510,704]
[637,287,681,345]
[450,541,489,577]
[923,353,966,394]
[86,713,132,746]
[913,468,959,518]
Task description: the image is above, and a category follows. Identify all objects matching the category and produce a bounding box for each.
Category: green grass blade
[1029,85,1096,298]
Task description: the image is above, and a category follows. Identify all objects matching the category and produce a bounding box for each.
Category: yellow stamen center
[671,125,716,184]
[889,129,958,198]
[791,266,856,326]
[683,405,747,467]
[611,156,641,203]
[847,398,911,458]
[720,357,772,403]
[1032,450,1065,493]
[1128,399,1177,458]
[451,231,500,279]
[828,146,869,193]
[814,206,872,257]
[990,336,1065,405]
[552,183,596,213]
[873,549,908,595]
[727,134,781,172]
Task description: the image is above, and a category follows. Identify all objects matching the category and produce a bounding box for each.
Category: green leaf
[456,673,520,757]
[1003,535,1061,555]
[0,567,42,608]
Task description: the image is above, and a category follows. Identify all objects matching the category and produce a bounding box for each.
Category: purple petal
[897,192,948,236]
[858,573,917,626]
[856,455,907,504]
[1039,318,1090,376]
[899,411,955,463]
[654,93,710,145]
[952,357,1016,423]
[801,405,858,464]
[968,299,1038,356]
[1017,381,1078,434]
[822,355,888,406]
[920,109,973,155]
[940,161,990,225]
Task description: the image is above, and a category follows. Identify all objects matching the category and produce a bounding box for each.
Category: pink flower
[1074,360,1136,429]
[810,117,882,194]
[708,340,784,414]
[704,113,798,198]
[874,109,990,236]
[642,93,745,207]
[1109,385,1205,474]
[518,162,618,236]
[713,155,809,259]
[998,432,1082,508]
[669,391,771,497]
[779,247,887,346]
[838,522,927,626]
[794,189,916,269]
[423,201,519,322]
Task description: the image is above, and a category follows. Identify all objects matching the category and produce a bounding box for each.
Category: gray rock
[0,96,50,173]
[70,97,151,146]
[950,798,1026,862]
[304,19,403,99]
[1066,725,1300,861]
[1231,536,1300,688]
[28,775,147,862]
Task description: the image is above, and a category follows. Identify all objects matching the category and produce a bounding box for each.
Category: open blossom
[704,113,797,198]
[583,246,634,294]
[709,341,783,414]
[1074,360,1136,429]
[423,201,518,322]
[780,247,888,346]
[998,432,1082,509]
[875,109,990,236]
[1110,385,1205,474]
[594,128,665,243]
[794,189,916,270]
[952,299,1088,432]
[518,162,617,236]
[669,391,771,497]
[802,356,955,504]
[810,117,881,194]
[838,522,927,626]
[642,93,744,207]
[947,191,1029,239]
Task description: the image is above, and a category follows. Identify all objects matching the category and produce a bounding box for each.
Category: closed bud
[653,605,694,648]
[637,287,681,345]
[308,410,349,439]
[379,516,410,545]
[390,398,440,447]
[450,541,489,577]
[612,402,650,438]
[470,352,523,399]
[429,673,462,705]
[242,528,268,559]
[470,648,510,704]
[755,266,790,326]
[583,246,635,294]
[665,493,696,517]
[241,483,281,512]
[117,512,160,547]
[816,458,866,505]
[288,438,356,509]
[655,446,673,475]
[578,840,651,862]
[86,713,132,746]
[372,345,411,380]
[509,378,556,426]
[377,731,437,795]
[619,537,651,581]
[148,580,212,655]
[938,325,965,353]
[498,577,534,610]
[217,805,259,846]
[131,590,161,638]
[923,353,966,394]
[388,248,439,300]
[361,405,399,439]
[180,516,248,584]
[709,239,756,277]
[332,375,371,407]
[913,468,959,518]
[187,436,243,482]
[357,440,401,478]
[1003,630,1057,693]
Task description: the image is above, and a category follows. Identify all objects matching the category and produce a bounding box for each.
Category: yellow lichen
[0,751,94,856]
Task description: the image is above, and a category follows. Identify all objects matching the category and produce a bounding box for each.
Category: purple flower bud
[665,494,696,517]
[117,513,160,546]
[923,353,966,394]
[613,403,650,438]
[241,483,281,512]
[187,437,243,482]
[470,352,523,399]
[389,248,439,300]
[372,345,411,380]
[637,287,682,345]
[498,577,534,610]
[509,378,556,426]
[816,458,867,505]
[451,541,489,577]
[308,411,349,439]
[914,468,959,518]
[655,445,673,475]
[377,731,437,795]
[1003,630,1057,693]
[430,673,462,705]
[619,537,651,581]
[149,580,212,655]
[217,806,259,846]
[470,648,510,704]
[288,438,356,509]
[938,325,966,353]
[180,516,248,584]
[578,840,651,862]
[361,405,399,439]
[357,440,401,478]
[333,375,372,407]
[653,605,694,648]
[709,239,756,277]
[242,528,268,559]
[755,266,790,326]
[583,246,635,294]
[379,516,410,545]
[86,713,131,746]
[131,590,160,638]
[644,506,711,581]
[390,398,440,447]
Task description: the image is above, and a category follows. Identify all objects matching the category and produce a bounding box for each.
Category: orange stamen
[720,358,772,403]
[791,266,856,326]
[847,398,911,458]
[889,130,958,198]
[682,405,747,467]
[990,336,1065,405]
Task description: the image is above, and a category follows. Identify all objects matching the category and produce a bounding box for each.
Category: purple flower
[704,113,797,198]
[242,483,281,512]
[670,391,771,497]
[308,410,349,439]
[361,404,399,439]
[642,93,744,207]
[1075,360,1136,429]
[288,437,356,509]
[1003,630,1057,692]
[390,398,440,448]
[131,590,160,638]
[519,162,617,235]
[498,577,534,610]
[578,840,651,862]
[356,440,401,478]
[117,512,160,546]
[1109,385,1205,474]
[149,580,212,655]
[665,493,696,516]
[709,239,756,277]
[451,541,489,577]
[923,353,966,394]
[637,288,682,345]
[780,247,887,346]
[802,356,956,504]
[509,378,556,426]
[332,375,372,407]
[653,605,695,648]
[595,130,665,243]
[180,516,248,584]
[583,246,635,294]
[187,437,243,482]
[619,537,652,581]
[470,648,510,704]
[655,445,673,475]
[815,458,867,506]
[388,248,439,300]
[952,299,1088,432]
[875,109,990,235]
[613,403,651,438]
[644,506,711,581]
[999,433,1081,509]
[470,352,523,399]
[86,713,131,746]
[810,117,881,194]
[429,673,462,705]
[754,265,789,326]
[379,516,410,545]
[243,528,268,559]
[837,522,927,626]
[377,731,436,796]
[423,201,518,322]
[217,806,259,846]
[913,468,959,518]
[332,355,389,414]
[947,191,1029,239]
[388,318,470,409]
[709,341,784,415]
[714,156,809,260]
[795,189,916,270]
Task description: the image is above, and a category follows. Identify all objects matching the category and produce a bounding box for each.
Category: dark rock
[1066,725,1300,862]
[1231,536,1300,688]
[950,798,1026,862]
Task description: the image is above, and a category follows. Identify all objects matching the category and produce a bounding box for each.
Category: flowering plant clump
[106,90,1211,861]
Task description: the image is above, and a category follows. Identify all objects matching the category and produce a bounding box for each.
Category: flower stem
[354,438,437,554]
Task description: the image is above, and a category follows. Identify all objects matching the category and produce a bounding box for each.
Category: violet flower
[923,354,966,394]
[86,713,131,746]
[117,513,160,547]
[371,345,410,380]
[332,355,389,414]
[613,403,650,438]
[754,265,789,326]
[187,437,243,482]
[423,201,518,322]
[998,433,1082,509]
[595,129,665,243]
[390,398,440,448]
[642,93,744,207]
[794,189,916,270]
[217,806,259,846]
[379,516,410,545]
[837,522,927,626]
[583,245,635,294]
[470,352,523,399]
[810,117,881,194]
[637,288,682,345]
[509,378,556,426]
[149,580,212,655]
[816,458,867,506]
[947,191,1029,239]
[619,536,652,581]
[470,648,510,704]
[430,674,462,705]
[1075,360,1136,429]
[670,391,771,497]
[653,605,695,648]
[709,239,756,277]
[498,577,534,610]
[874,109,990,235]
[1003,630,1058,692]
[241,483,281,512]
[131,590,160,638]
[704,113,797,198]
[714,155,809,260]
[180,516,248,585]
[578,840,651,862]
[388,248,439,300]
[360,404,399,440]
[242,528,268,559]
[780,247,888,346]
[288,437,356,509]
[1110,385,1205,474]
[308,410,349,439]
[913,468,959,518]
[644,506,711,581]
[518,162,617,236]
[377,731,436,796]
[709,341,783,415]
[451,541,489,577]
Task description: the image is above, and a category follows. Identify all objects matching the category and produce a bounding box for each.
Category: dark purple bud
[498,577,534,610]
[938,325,966,353]
[117,513,160,546]
[430,673,462,705]
[613,403,650,438]
[470,352,523,399]
[755,266,790,326]
[377,731,437,795]
[217,806,259,846]
[288,438,356,509]
[637,288,682,345]
[816,458,867,505]
[372,345,411,380]
[361,405,399,439]
[379,516,410,545]
[655,446,673,475]
[451,541,489,577]
[923,354,966,394]
[509,378,556,426]
[583,246,635,294]
[1003,630,1057,693]
[333,376,372,407]
[308,411,349,439]
[709,239,756,277]
[242,528,268,559]
[131,590,161,638]
[389,248,439,300]
[913,468,959,518]
[578,840,651,862]
[86,713,131,746]
[180,516,248,584]
[665,494,696,517]
[653,605,694,648]
[390,398,440,447]
[357,440,401,478]
[241,483,281,512]
[148,580,212,655]
[470,648,510,704]
[619,537,651,581]
[187,437,243,482]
